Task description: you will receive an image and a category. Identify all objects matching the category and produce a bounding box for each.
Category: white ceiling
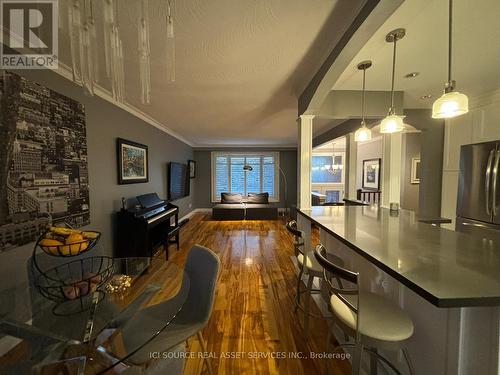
[332,0,500,109]
[58,0,367,146]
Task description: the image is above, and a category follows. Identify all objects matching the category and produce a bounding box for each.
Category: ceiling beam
[298,0,403,116]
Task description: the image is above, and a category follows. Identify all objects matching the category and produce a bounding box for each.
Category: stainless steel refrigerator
[456,140,500,241]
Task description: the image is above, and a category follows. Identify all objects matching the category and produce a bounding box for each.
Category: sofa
[212,193,278,220]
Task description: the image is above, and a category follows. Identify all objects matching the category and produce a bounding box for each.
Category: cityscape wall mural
[0,72,90,252]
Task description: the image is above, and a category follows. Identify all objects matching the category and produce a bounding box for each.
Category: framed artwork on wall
[362,158,381,190]
[117,138,149,184]
[188,159,196,179]
[411,157,421,184]
[0,72,90,251]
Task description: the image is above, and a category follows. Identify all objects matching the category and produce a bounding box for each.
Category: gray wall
[400,133,421,212]
[193,148,297,208]
[356,138,382,190]
[0,69,194,291]
[404,109,444,218]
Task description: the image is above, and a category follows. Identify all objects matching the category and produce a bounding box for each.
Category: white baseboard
[179,208,212,222]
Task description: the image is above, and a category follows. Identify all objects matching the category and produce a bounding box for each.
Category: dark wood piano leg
[176,234,180,251]
[165,240,169,260]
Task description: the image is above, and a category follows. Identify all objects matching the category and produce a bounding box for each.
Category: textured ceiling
[57,0,366,146]
[332,0,500,108]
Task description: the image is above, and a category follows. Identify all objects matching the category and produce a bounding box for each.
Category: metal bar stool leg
[303,274,314,339]
[295,266,304,312]
[370,347,378,375]
[352,342,364,375]
[403,347,415,375]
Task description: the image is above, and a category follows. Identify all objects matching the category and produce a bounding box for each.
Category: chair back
[182,245,220,326]
[314,244,360,317]
[285,220,304,257]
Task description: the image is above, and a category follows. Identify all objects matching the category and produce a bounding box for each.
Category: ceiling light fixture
[380,28,406,134]
[166,1,176,82]
[138,0,151,104]
[432,0,468,119]
[354,60,373,142]
[404,72,419,78]
[420,94,433,100]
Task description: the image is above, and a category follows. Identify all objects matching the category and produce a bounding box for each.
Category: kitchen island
[297,205,500,375]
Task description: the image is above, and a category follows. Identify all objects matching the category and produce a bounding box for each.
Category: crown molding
[54,62,195,147]
[193,144,297,150]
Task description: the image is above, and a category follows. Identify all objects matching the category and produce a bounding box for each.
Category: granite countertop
[298,205,500,308]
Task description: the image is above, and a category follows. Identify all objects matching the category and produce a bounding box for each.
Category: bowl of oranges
[37,226,101,257]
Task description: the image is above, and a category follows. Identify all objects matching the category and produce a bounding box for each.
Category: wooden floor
[165,213,351,375]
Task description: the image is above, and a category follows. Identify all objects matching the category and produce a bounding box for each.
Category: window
[311,155,343,183]
[211,152,279,202]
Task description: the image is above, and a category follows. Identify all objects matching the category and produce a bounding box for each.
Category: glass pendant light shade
[354,60,373,142]
[354,122,372,142]
[380,114,405,133]
[432,90,468,119]
[381,29,406,135]
[432,0,469,120]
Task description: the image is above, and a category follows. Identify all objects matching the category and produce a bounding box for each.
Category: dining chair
[121,244,220,375]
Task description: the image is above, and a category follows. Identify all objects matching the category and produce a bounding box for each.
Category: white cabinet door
[472,103,500,143]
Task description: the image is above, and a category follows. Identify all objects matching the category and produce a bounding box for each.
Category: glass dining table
[0,257,190,374]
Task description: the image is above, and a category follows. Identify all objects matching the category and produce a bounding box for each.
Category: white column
[346,133,358,199]
[381,132,403,208]
[297,115,314,209]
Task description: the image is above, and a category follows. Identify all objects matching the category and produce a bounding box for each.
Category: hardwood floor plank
[160,214,351,375]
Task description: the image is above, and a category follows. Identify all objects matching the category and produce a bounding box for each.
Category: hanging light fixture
[166,1,176,82]
[380,28,406,134]
[138,0,151,104]
[67,0,81,83]
[354,60,373,142]
[432,0,468,119]
[80,0,97,96]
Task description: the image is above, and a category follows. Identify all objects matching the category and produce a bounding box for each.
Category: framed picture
[117,138,149,184]
[411,157,421,184]
[188,159,196,179]
[362,158,381,190]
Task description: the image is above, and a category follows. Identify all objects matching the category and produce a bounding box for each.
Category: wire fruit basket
[33,256,114,316]
[36,226,101,257]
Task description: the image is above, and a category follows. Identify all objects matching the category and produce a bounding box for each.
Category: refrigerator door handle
[492,150,500,216]
[485,149,495,215]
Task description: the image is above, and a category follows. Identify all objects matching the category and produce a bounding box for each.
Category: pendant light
[380,29,406,134]
[354,60,373,142]
[166,1,176,82]
[432,0,468,119]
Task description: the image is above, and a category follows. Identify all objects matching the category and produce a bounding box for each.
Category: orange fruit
[65,233,88,254]
[39,238,64,255]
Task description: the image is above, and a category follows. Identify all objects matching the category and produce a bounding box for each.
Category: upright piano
[116,193,179,260]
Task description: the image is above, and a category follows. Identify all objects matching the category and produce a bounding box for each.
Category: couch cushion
[221,192,243,204]
[247,192,269,204]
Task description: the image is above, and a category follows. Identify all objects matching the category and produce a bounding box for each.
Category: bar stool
[314,243,415,375]
[285,220,328,339]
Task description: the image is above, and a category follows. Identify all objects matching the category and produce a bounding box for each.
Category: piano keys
[116,193,180,260]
